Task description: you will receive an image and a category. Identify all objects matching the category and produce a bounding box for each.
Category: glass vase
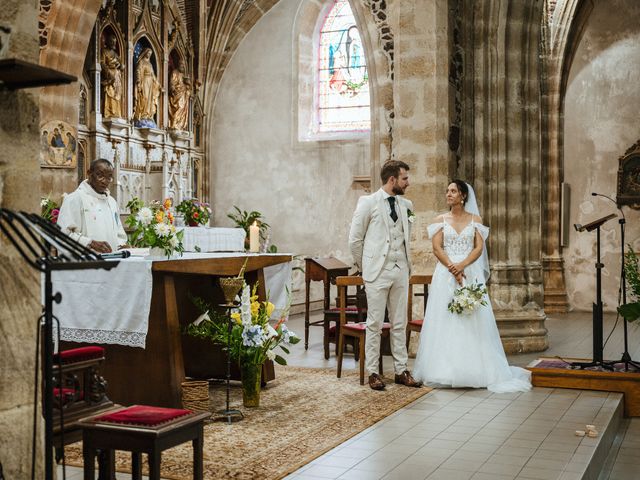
[240,363,262,407]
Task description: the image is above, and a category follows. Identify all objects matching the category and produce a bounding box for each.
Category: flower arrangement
[618,248,640,323]
[447,281,488,315]
[41,197,60,223]
[407,209,416,224]
[176,198,212,226]
[186,282,299,406]
[187,283,299,367]
[125,196,184,257]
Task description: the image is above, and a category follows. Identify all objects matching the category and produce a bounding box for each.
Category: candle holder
[215,276,245,423]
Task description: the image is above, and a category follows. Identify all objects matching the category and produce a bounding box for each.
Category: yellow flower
[163,198,172,209]
[266,302,275,317]
[155,210,164,223]
[251,301,260,316]
[231,312,241,324]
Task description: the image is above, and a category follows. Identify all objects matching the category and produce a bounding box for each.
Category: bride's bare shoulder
[432,213,447,224]
[472,214,483,224]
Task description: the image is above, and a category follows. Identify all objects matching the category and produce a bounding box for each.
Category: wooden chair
[336,276,389,385]
[324,280,367,359]
[406,275,432,348]
[51,346,115,462]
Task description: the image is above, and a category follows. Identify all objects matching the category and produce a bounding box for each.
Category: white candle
[249,221,260,253]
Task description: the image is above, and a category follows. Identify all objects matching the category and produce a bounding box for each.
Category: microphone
[99,250,131,260]
[591,192,625,221]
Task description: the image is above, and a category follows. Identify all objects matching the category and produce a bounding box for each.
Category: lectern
[572,213,617,369]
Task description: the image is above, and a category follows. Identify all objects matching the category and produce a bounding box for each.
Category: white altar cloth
[53,257,153,348]
[178,227,246,252]
[52,253,292,348]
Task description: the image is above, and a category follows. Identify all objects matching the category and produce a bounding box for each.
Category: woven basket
[181,380,210,413]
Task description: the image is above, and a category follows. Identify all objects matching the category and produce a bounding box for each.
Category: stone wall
[0,1,44,477]
[209,0,371,305]
[563,0,640,311]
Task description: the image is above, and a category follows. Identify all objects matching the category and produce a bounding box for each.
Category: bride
[413,180,531,393]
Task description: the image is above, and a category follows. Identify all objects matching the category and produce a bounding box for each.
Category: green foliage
[618,248,640,323]
[227,206,278,251]
[184,284,299,367]
[41,197,60,223]
[176,198,211,226]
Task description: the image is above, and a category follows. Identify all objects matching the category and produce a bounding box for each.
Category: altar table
[58,253,292,408]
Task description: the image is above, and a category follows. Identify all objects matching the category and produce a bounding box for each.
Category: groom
[349,160,421,390]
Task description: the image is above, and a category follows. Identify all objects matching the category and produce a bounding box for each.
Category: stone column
[391,0,451,273]
[469,0,548,353]
[0,2,44,477]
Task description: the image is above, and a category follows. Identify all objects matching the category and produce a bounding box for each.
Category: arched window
[317,0,370,133]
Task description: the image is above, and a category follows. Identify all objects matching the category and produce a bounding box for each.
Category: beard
[392,184,405,195]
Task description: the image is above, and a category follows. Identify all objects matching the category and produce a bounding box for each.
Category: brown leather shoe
[368,373,386,390]
[395,370,422,387]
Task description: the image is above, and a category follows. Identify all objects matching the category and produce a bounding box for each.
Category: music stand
[572,213,617,370]
[0,209,117,480]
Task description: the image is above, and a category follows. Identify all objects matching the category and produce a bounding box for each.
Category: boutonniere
[407,209,415,223]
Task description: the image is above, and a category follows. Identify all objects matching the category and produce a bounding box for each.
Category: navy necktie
[388,196,398,222]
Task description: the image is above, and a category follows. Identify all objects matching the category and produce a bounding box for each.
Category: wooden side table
[304,257,350,350]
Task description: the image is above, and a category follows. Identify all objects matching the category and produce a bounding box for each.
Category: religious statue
[168,59,192,131]
[133,48,162,128]
[100,34,124,119]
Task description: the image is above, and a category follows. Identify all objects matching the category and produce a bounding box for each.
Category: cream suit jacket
[349,188,413,282]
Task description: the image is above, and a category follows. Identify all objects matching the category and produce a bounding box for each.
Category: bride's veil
[464,183,490,282]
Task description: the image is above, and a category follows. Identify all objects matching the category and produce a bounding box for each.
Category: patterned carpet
[63,366,432,479]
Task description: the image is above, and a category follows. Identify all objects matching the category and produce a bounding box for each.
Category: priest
[57,158,127,253]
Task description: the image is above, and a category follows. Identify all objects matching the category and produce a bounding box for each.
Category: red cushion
[409,319,423,327]
[53,388,83,404]
[54,346,105,364]
[94,405,192,427]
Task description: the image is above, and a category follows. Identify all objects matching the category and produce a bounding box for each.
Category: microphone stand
[592,193,640,371]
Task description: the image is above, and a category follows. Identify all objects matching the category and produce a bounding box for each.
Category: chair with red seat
[51,346,114,460]
[405,274,432,348]
[335,276,389,385]
[324,280,367,359]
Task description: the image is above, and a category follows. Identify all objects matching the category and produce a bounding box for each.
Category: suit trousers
[364,264,409,375]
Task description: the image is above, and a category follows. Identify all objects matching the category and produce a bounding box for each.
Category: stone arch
[541,0,594,313]
[38,0,103,124]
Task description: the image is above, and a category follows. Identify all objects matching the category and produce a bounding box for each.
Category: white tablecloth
[52,257,153,348]
[178,227,246,252]
[51,253,292,348]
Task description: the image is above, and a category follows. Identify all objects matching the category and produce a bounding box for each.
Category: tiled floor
[57,310,640,480]
[283,388,622,480]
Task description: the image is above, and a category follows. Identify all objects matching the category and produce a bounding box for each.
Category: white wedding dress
[412,218,531,393]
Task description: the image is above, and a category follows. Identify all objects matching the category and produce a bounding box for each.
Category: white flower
[266,325,278,339]
[192,311,210,326]
[281,324,297,344]
[136,207,154,225]
[40,198,48,207]
[266,349,276,361]
[154,222,171,237]
[240,284,252,326]
[407,210,416,223]
[169,235,178,248]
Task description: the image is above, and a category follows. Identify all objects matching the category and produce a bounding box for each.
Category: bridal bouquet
[448,281,488,315]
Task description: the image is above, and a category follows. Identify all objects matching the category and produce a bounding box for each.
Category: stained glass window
[317,0,370,133]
